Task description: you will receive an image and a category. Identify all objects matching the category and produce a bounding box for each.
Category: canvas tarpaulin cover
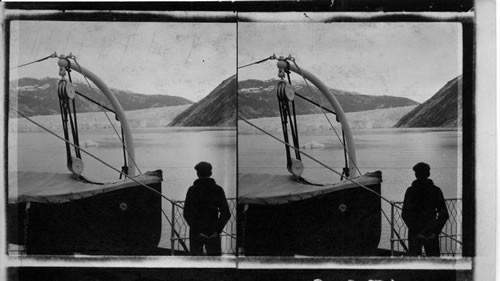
[9,170,162,204]
[238,173,382,205]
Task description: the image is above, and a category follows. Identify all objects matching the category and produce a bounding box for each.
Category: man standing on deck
[184,161,231,256]
[402,162,449,257]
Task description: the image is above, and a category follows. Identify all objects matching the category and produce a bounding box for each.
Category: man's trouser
[408,229,440,257]
[189,231,221,256]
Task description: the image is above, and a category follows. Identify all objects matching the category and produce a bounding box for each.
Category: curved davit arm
[62,59,136,177]
[283,61,357,178]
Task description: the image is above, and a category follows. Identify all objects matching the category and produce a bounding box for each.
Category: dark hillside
[169,75,236,127]
[394,76,462,128]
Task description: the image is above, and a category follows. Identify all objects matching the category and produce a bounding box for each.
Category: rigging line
[72,57,143,175]
[241,117,459,247]
[10,53,56,69]
[282,71,300,159]
[75,90,116,113]
[10,106,180,208]
[287,103,300,159]
[66,100,81,158]
[291,60,362,176]
[120,126,128,179]
[279,106,292,166]
[72,99,82,158]
[67,69,82,158]
[439,232,463,246]
[28,98,237,243]
[58,98,72,163]
[277,84,292,166]
[238,55,275,69]
[293,62,349,155]
[292,60,360,175]
[164,202,236,241]
[380,207,409,252]
[295,93,337,115]
[382,207,462,251]
[287,72,301,160]
[341,129,349,178]
[277,82,301,161]
[72,57,139,173]
[24,105,244,245]
[160,209,190,253]
[239,115,397,208]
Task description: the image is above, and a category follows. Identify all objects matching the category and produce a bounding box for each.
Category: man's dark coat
[183,178,230,235]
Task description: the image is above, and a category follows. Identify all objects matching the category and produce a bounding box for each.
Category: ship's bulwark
[238,173,382,256]
[8,171,163,255]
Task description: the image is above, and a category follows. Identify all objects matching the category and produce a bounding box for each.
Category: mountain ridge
[168,75,236,127]
[238,79,419,119]
[394,76,462,128]
[10,77,193,117]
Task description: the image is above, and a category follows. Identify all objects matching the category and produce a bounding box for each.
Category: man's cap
[413,162,430,173]
[195,161,212,174]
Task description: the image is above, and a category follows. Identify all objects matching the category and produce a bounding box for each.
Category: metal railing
[390,198,462,256]
[169,198,237,255]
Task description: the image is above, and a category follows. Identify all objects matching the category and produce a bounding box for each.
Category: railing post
[24,202,31,255]
[171,202,175,256]
[390,202,395,256]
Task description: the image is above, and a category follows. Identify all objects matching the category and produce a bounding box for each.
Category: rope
[161,209,190,253]
[440,232,463,245]
[13,54,241,251]
[13,107,238,244]
[57,67,83,164]
[286,71,301,160]
[66,97,82,158]
[291,60,363,176]
[120,126,128,179]
[11,106,177,206]
[67,71,82,159]
[238,55,276,69]
[239,115,395,207]
[58,96,73,167]
[295,92,337,115]
[391,201,464,246]
[277,80,303,167]
[10,53,56,69]
[237,54,361,176]
[239,55,461,253]
[238,55,360,176]
[240,116,462,252]
[72,57,143,175]
[11,53,142,176]
[381,207,409,252]
[75,90,116,113]
[341,129,349,179]
[71,101,82,158]
[277,82,292,167]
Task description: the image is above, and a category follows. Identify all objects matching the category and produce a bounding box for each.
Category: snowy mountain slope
[239,79,419,119]
[9,77,193,118]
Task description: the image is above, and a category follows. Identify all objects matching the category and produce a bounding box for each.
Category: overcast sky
[10,21,236,102]
[10,21,461,104]
[238,22,462,103]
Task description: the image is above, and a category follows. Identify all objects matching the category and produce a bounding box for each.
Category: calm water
[10,127,237,249]
[239,128,462,250]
